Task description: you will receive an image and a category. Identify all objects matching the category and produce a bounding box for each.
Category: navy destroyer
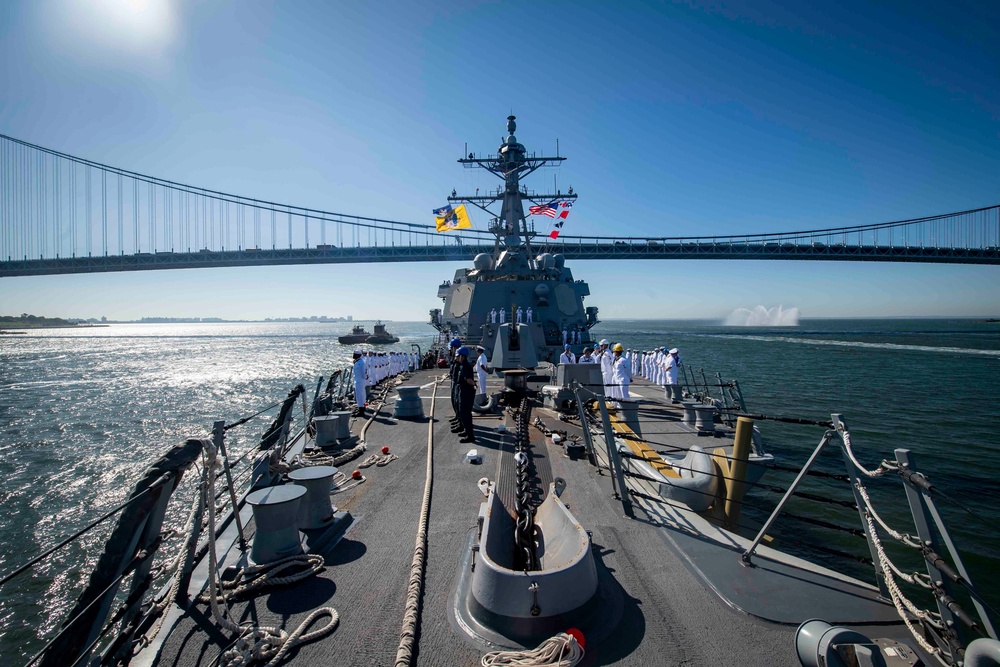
[429,115,596,368]
[8,117,998,667]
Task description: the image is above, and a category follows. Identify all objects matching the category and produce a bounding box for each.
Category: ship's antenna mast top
[450,116,576,264]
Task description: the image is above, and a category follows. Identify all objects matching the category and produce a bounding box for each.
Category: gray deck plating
[152,370,905,666]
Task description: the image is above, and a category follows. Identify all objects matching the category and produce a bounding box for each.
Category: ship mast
[449,115,576,270]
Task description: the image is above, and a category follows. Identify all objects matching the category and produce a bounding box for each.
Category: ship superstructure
[429,116,598,366]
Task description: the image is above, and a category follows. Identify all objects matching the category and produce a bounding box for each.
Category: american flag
[528,200,559,217]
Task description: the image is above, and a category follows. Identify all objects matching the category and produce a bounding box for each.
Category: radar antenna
[449,116,577,269]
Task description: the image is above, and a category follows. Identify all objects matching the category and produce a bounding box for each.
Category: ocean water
[0,318,998,660]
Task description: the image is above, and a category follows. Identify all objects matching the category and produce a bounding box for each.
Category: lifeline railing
[567,375,997,665]
[738,414,997,664]
[0,367,358,667]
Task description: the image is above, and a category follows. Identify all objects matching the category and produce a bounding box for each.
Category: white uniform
[476,351,489,394]
[612,355,631,400]
[559,351,576,364]
[599,348,615,398]
[354,356,367,404]
[578,354,595,363]
[562,329,569,345]
[499,308,506,323]
[664,353,680,385]
[490,308,497,324]
[516,307,523,324]
[526,308,533,322]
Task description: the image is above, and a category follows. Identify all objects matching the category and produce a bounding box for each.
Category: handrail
[739,415,996,664]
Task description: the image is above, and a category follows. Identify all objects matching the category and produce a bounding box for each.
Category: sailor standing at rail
[663,347,682,402]
[490,308,497,324]
[499,307,506,324]
[612,343,631,401]
[526,307,533,323]
[578,347,595,363]
[475,345,490,398]
[562,327,569,345]
[559,344,576,364]
[516,306,523,324]
[352,350,367,415]
[596,339,614,397]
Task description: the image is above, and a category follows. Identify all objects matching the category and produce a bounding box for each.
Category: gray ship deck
[150,369,909,667]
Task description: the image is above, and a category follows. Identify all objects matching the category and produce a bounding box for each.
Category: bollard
[694,404,717,433]
[287,466,338,529]
[393,386,425,420]
[246,484,306,564]
[313,415,340,448]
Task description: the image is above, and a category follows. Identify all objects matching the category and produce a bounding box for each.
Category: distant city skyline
[1,1,998,320]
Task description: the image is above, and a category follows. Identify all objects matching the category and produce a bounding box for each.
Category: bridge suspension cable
[1,132,998,275]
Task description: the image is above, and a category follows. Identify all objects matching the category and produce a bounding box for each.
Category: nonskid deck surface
[155,369,809,666]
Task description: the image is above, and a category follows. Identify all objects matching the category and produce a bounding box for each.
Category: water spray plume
[725,305,800,326]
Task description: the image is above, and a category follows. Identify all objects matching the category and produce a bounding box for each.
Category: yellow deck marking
[607,410,681,479]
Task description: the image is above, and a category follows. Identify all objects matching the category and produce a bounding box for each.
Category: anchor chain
[512,397,539,571]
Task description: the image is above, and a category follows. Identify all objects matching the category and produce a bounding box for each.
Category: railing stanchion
[742,430,834,565]
[598,397,633,518]
[214,420,247,551]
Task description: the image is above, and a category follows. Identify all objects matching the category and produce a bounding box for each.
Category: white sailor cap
[669,347,679,354]
[599,339,609,346]
[353,349,362,355]
[476,345,486,351]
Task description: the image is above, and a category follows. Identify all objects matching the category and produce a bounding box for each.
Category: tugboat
[336,323,371,344]
[365,321,399,344]
[337,322,399,345]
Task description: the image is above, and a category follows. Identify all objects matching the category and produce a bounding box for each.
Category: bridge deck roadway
[2,243,999,276]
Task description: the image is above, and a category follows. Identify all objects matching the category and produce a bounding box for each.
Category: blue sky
[1,0,998,320]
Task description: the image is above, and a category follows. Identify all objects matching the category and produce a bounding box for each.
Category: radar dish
[473,253,493,271]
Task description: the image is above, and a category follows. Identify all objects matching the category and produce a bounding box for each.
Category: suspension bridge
[1,133,998,278]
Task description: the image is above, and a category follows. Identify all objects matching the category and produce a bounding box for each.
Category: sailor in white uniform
[559,344,576,365]
[562,328,569,345]
[352,350,367,412]
[516,307,524,324]
[490,308,497,324]
[526,307,533,323]
[596,339,615,398]
[475,345,490,397]
[499,307,506,324]
[664,347,681,386]
[611,343,631,400]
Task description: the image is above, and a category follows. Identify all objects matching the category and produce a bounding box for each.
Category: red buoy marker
[381,446,390,455]
[352,469,362,480]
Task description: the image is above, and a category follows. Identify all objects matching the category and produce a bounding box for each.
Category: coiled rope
[394,378,439,667]
[200,441,340,666]
[480,633,585,667]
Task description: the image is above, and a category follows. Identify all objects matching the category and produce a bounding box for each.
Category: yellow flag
[434,204,472,232]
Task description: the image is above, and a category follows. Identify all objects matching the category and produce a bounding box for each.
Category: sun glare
[55,0,177,56]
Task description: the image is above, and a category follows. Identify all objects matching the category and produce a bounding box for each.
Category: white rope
[838,427,890,478]
[198,553,326,603]
[854,482,919,547]
[863,509,947,661]
[394,379,439,667]
[480,633,585,667]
